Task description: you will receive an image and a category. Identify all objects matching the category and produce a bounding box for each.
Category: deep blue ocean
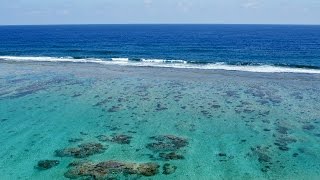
[0,24,320,70]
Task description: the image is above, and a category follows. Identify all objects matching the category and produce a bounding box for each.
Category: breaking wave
[1,56,320,74]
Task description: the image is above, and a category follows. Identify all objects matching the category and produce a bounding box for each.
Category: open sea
[0,25,320,179]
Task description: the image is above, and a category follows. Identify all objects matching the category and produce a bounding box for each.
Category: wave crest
[1,56,320,74]
[141,59,187,64]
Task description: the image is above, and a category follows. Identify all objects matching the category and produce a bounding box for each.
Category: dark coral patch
[93,99,110,107]
[276,126,289,134]
[211,105,221,109]
[155,103,168,111]
[218,153,227,157]
[163,163,177,175]
[36,160,60,170]
[251,146,273,171]
[146,135,188,152]
[147,142,177,152]
[108,106,122,112]
[159,152,185,161]
[68,138,84,143]
[111,134,132,144]
[302,124,315,131]
[274,136,296,151]
[55,142,106,158]
[136,162,160,176]
[64,160,159,179]
[292,153,299,157]
[278,146,290,151]
[96,134,133,144]
[1,118,8,122]
[71,93,82,98]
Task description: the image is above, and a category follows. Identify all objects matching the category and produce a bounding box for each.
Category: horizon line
[1,23,320,26]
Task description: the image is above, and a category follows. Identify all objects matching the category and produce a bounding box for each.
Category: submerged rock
[96,134,133,144]
[251,146,273,169]
[108,106,121,112]
[68,138,84,143]
[218,153,227,157]
[111,134,132,144]
[274,136,297,151]
[72,93,82,98]
[225,90,239,98]
[36,160,60,170]
[162,163,177,175]
[278,146,290,151]
[292,153,299,157]
[64,162,100,179]
[67,160,90,167]
[136,162,160,176]
[80,132,88,136]
[55,142,106,158]
[257,152,272,163]
[159,152,185,161]
[302,124,315,131]
[64,160,159,179]
[276,126,290,135]
[94,99,110,107]
[155,103,168,111]
[146,135,188,152]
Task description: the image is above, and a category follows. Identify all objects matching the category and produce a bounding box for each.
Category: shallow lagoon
[1,61,320,179]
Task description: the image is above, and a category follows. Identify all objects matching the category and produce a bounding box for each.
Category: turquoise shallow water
[1,61,320,179]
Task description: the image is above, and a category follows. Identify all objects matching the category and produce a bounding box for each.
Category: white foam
[111,58,129,62]
[1,56,320,74]
[141,59,187,64]
[198,64,320,74]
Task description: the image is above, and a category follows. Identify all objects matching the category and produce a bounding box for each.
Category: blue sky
[1,0,320,25]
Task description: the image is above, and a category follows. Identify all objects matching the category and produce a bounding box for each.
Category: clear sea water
[0,25,320,69]
[0,25,320,179]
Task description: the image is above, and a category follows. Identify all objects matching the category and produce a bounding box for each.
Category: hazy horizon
[1,23,320,26]
[1,0,320,25]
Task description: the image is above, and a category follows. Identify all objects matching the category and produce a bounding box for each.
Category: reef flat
[0,61,320,179]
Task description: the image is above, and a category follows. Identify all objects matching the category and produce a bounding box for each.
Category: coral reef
[55,142,106,158]
[36,160,60,170]
[159,152,185,161]
[64,160,159,179]
[162,163,177,175]
[146,135,188,152]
